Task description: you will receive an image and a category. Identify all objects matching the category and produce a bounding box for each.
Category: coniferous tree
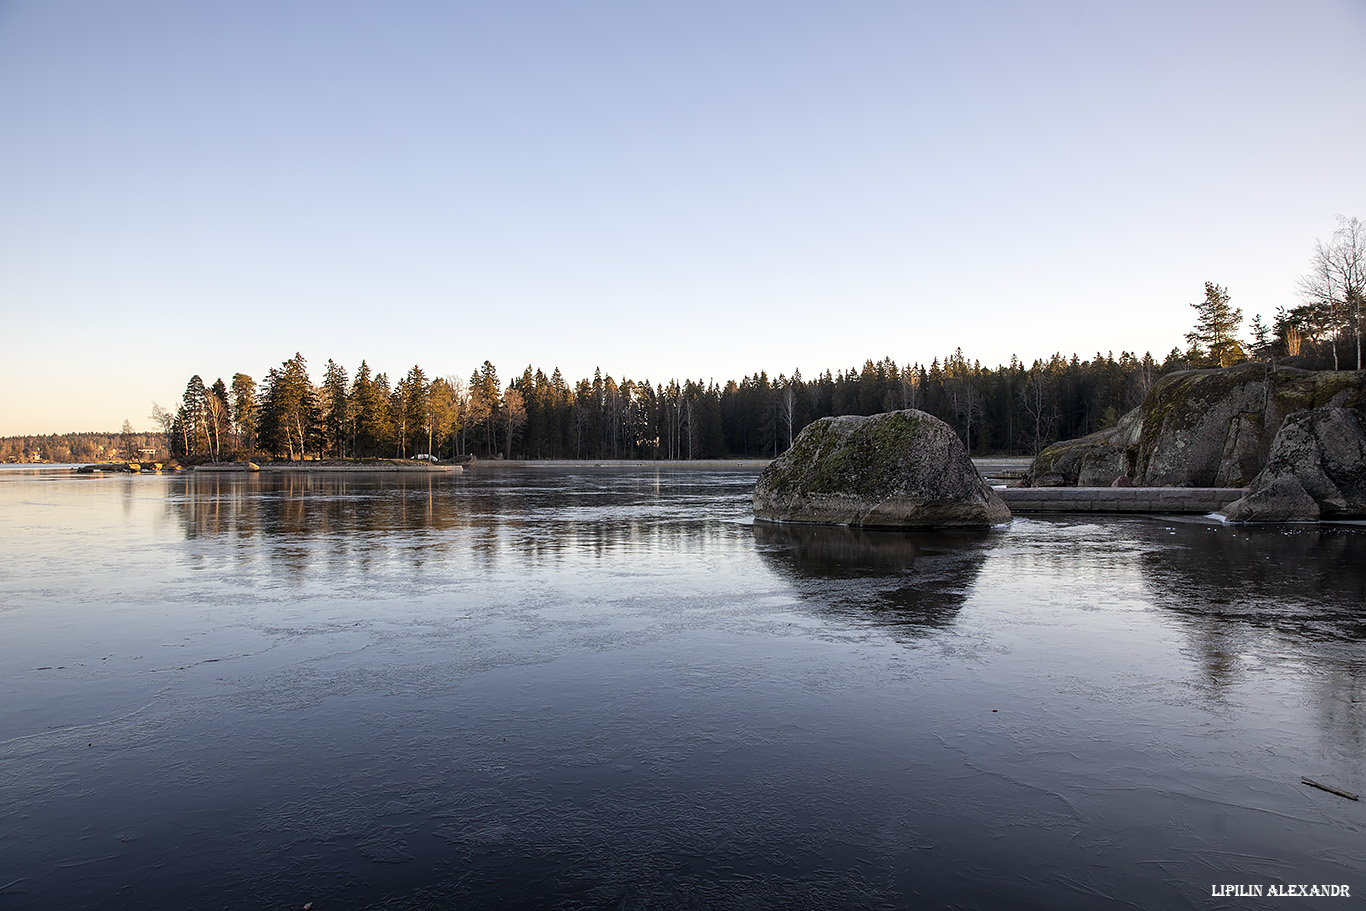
[172,375,208,458]
[258,354,317,460]
[349,361,390,458]
[400,365,429,457]
[321,360,350,458]
[466,362,501,456]
[231,374,257,456]
[1186,282,1244,368]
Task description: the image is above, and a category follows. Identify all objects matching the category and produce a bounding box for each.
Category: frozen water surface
[1,464,1363,909]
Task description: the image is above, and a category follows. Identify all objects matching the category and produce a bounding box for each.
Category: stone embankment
[1001,487,1243,514]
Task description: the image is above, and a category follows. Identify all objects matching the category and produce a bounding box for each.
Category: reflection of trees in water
[172,473,478,581]
[1140,522,1366,750]
[752,521,993,634]
[1141,524,1366,642]
[169,468,760,582]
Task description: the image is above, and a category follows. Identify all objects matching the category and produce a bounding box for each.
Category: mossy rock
[753,410,1011,528]
[1135,364,1366,486]
[1027,365,1366,490]
[1246,407,1366,517]
[1027,405,1142,486]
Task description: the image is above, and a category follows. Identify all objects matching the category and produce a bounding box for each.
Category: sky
[1,0,1364,435]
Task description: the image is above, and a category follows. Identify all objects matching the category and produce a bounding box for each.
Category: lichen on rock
[753,410,1011,528]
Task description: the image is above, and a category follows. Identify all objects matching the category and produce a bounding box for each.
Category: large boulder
[1221,407,1366,520]
[753,410,1011,528]
[1220,476,1320,523]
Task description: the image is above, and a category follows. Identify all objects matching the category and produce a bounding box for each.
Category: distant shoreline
[181,457,777,473]
[13,456,1030,477]
[465,458,772,468]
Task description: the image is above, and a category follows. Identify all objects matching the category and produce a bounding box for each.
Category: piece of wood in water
[1301,777,1359,800]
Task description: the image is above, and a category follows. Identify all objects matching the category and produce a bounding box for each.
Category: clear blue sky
[2,0,1363,435]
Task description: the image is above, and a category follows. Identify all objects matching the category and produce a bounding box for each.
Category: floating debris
[1302,777,1359,801]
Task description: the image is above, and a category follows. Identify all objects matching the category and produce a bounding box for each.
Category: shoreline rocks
[753,410,1011,528]
[1220,476,1321,523]
[1133,365,1364,487]
[1025,405,1144,488]
[1220,406,1366,521]
[1025,365,1366,521]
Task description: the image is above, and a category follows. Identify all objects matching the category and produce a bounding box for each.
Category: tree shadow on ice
[752,521,992,633]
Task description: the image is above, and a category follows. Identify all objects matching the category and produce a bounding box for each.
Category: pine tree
[401,365,429,456]
[231,374,256,456]
[258,354,317,460]
[1186,282,1244,368]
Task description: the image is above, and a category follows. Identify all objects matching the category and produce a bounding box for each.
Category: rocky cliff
[1026,365,1366,494]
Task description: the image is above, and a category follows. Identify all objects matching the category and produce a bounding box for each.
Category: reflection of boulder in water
[753,522,992,631]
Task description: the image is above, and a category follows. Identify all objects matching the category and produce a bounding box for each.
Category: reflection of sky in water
[1,467,1363,908]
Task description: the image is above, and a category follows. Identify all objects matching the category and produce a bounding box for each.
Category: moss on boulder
[753,410,1011,528]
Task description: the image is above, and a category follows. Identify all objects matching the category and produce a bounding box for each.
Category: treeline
[10,317,1350,466]
[154,216,1360,463]
[10,268,1358,465]
[1,427,158,464]
[160,291,1364,465]
[158,348,1189,463]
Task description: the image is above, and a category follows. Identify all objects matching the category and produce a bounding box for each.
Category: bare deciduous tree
[150,403,174,457]
[502,387,526,458]
[1298,215,1364,370]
